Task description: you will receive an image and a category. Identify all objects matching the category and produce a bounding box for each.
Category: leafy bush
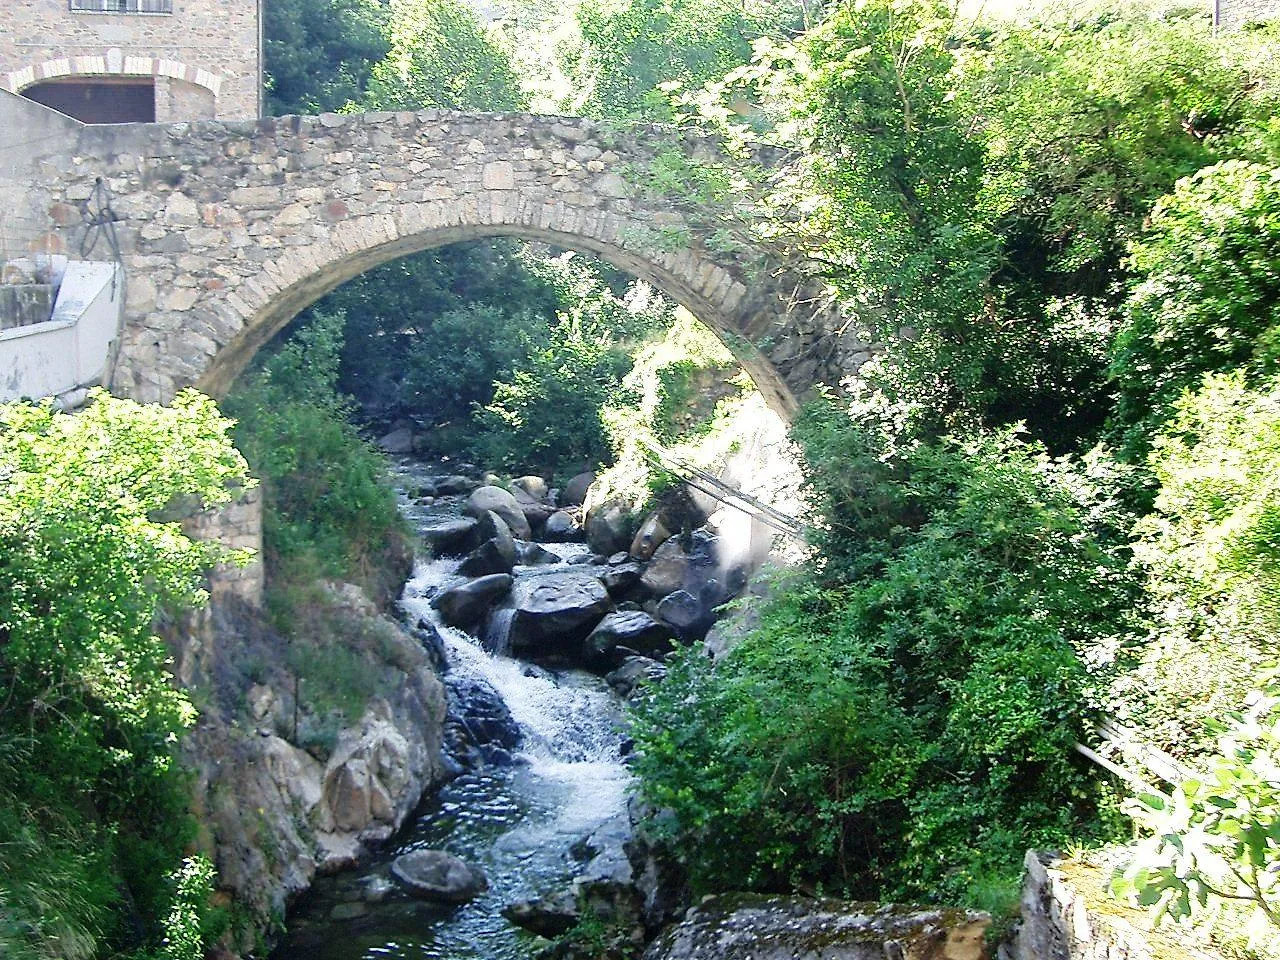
[1111,162,1280,456]
[568,0,797,120]
[1113,373,1280,756]
[1113,670,1280,954]
[631,417,1136,904]
[223,309,408,604]
[0,391,249,959]
[365,0,524,110]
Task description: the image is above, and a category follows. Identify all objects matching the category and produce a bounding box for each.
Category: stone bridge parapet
[11,105,869,416]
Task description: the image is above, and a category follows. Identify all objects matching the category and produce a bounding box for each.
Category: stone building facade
[0,0,260,122]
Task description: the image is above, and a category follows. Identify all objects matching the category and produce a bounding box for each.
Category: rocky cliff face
[166,582,447,954]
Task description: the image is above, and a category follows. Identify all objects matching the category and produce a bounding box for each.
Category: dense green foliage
[1114,373,1280,757]
[1111,162,1280,455]
[568,0,797,120]
[633,418,1135,904]
[625,0,1280,933]
[0,393,247,959]
[223,310,407,603]
[264,0,389,114]
[1114,670,1280,955]
[365,0,524,110]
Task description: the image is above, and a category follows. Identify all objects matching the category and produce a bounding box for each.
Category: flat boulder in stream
[432,574,513,628]
[641,894,989,960]
[509,571,611,659]
[457,513,518,577]
[421,516,480,556]
[465,486,532,539]
[585,610,673,667]
[390,850,488,903]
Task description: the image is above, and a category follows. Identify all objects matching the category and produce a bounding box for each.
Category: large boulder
[508,571,611,659]
[465,486,532,539]
[444,672,521,763]
[606,656,667,698]
[432,574,513,628]
[602,560,643,598]
[378,427,414,454]
[543,510,582,542]
[585,611,673,667]
[390,850,488,903]
[585,500,633,556]
[640,539,690,597]
[510,475,550,501]
[435,475,475,496]
[421,516,480,556]
[457,513,517,577]
[655,589,719,642]
[630,513,673,562]
[641,894,989,960]
[562,471,596,507]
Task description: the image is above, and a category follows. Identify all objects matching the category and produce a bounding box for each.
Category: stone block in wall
[1012,851,1218,960]
[180,485,264,607]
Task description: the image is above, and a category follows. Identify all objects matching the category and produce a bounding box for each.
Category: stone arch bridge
[11,105,870,416]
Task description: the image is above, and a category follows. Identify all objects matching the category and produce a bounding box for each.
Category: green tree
[1113,373,1280,756]
[1110,161,1280,456]
[568,0,797,120]
[223,309,408,603]
[364,0,525,110]
[631,415,1137,905]
[265,0,390,114]
[0,391,249,959]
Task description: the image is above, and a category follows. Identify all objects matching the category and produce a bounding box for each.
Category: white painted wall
[0,260,123,405]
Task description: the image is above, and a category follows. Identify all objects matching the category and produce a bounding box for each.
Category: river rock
[458,514,517,577]
[421,516,480,556]
[502,891,581,938]
[543,509,581,542]
[466,486,532,539]
[509,571,612,658]
[585,500,632,556]
[435,475,475,495]
[585,611,673,667]
[562,471,595,506]
[378,427,414,454]
[445,673,521,756]
[516,540,561,566]
[390,850,488,903]
[511,485,556,533]
[630,513,672,561]
[510,475,551,501]
[606,656,667,698]
[432,574,513,628]
[601,561,642,598]
[640,539,689,597]
[654,589,718,641]
[640,894,989,960]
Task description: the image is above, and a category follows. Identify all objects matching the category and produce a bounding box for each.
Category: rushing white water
[272,461,634,960]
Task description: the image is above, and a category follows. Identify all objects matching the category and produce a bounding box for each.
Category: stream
[271,459,634,960]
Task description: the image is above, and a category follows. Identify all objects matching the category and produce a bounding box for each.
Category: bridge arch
[30,110,866,416]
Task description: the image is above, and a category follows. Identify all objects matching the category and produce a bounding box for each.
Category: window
[69,0,173,13]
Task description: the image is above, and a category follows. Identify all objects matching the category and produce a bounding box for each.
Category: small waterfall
[273,460,633,960]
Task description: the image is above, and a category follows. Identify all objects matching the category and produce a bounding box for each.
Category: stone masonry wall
[19,110,869,419]
[0,0,259,120]
[1218,0,1280,28]
[181,485,264,607]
